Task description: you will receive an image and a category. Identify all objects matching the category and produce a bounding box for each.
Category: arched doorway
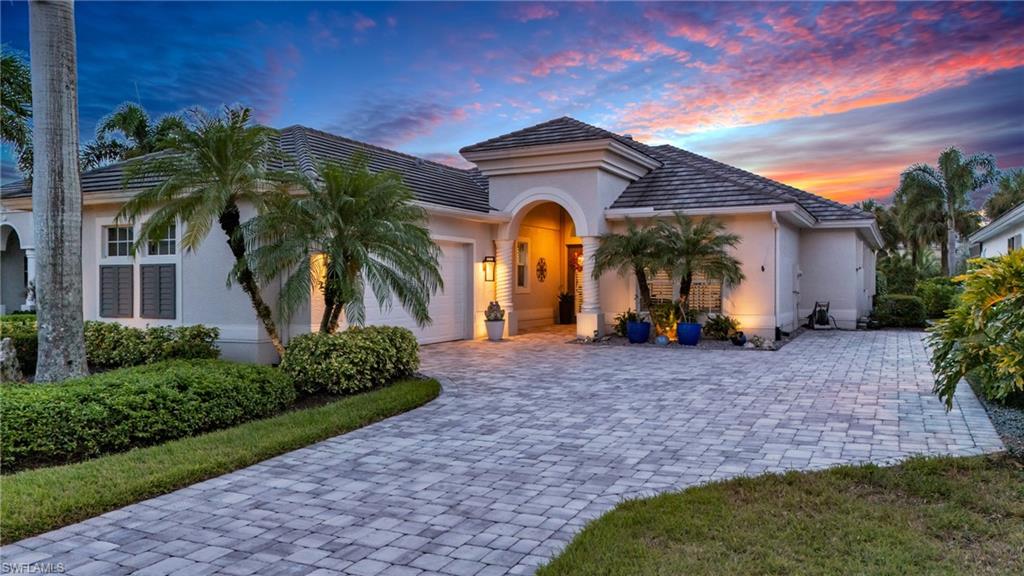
[0,225,27,314]
[506,201,582,333]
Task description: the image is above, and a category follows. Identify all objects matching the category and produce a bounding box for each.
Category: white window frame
[95,217,183,324]
[147,223,177,256]
[103,224,135,258]
[515,238,530,294]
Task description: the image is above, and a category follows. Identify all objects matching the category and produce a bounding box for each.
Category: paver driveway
[2,330,1002,576]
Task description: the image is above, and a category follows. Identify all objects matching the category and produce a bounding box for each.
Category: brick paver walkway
[1,330,1002,575]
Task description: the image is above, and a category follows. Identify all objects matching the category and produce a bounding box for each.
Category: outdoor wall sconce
[482,256,495,282]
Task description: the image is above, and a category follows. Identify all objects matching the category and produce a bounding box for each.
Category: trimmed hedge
[0,360,295,472]
[915,277,960,318]
[83,322,219,369]
[0,320,219,375]
[872,294,927,328]
[282,326,419,395]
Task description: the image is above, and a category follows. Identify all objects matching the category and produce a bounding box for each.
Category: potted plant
[676,307,702,346]
[654,213,745,347]
[485,301,505,341]
[619,308,650,344]
[557,291,574,324]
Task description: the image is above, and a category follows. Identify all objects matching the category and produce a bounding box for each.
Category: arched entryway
[0,225,29,314]
[494,189,604,339]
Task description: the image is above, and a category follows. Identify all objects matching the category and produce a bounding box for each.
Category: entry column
[495,239,515,337]
[22,247,36,311]
[577,236,604,338]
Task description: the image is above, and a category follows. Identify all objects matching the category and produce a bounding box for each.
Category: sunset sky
[2,1,1022,204]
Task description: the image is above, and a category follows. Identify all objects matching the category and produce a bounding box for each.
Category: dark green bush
[878,255,918,294]
[0,360,295,472]
[914,277,960,318]
[872,294,927,328]
[281,326,419,395]
[702,314,739,340]
[0,319,37,373]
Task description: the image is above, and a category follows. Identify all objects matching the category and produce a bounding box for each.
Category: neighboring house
[0,117,880,361]
[968,201,1024,258]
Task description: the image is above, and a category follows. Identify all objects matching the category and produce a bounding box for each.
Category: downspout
[771,210,779,340]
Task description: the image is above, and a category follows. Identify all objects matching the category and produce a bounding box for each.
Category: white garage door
[362,240,471,344]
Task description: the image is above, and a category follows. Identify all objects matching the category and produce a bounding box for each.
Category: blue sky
[2,1,1022,203]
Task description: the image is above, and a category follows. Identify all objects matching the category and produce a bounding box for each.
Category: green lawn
[0,378,439,544]
[539,455,1024,576]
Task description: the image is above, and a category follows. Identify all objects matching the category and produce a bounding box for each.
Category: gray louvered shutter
[141,264,176,319]
[100,265,133,318]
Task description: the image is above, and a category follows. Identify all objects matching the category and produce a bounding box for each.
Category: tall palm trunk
[30,0,87,381]
[217,202,285,357]
[944,213,956,277]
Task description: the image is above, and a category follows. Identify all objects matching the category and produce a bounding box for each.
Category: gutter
[415,200,511,223]
[772,210,780,339]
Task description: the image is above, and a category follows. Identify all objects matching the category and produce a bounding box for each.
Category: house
[0,117,880,361]
[968,201,1024,258]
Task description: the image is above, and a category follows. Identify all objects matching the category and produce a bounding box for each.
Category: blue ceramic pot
[730,331,747,346]
[626,321,651,344]
[676,322,702,346]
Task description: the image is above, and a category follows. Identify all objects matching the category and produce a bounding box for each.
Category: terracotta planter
[485,320,505,341]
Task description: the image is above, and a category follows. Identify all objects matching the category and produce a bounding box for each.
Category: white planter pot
[485,320,505,341]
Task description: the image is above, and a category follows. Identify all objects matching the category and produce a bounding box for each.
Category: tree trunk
[678,273,693,319]
[945,216,957,277]
[634,266,653,314]
[217,202,285,357]
[939,235,950,277]
[30,0,88,381]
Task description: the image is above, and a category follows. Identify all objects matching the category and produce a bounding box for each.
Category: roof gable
[460,116,660,161]
[613,144,872,222]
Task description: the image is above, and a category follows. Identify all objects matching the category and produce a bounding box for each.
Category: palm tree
[984,169,1024,220]
[895,147,997,276]
[591,218,661,313]
[117,106,293,356]
[654,213,745,317]
[1,46,33,175]
[29,0,88,381]
[243,155,442,333]
[854,199,905,258]
[80,102,185,170]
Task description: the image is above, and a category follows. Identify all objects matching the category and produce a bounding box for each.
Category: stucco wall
[601,213,779,339]
[977,220,1024,258]
[777,220,801,332]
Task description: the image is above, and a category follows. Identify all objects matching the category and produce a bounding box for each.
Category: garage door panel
[362,240,470,344]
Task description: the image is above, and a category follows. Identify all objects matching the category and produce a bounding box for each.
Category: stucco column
[577,236,604,338]
[21,247,36,311]
[494,239,515,337]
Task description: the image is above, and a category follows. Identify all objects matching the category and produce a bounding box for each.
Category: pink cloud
[511,4,559,23]
[531,49,590,77]
[353,12,376,32]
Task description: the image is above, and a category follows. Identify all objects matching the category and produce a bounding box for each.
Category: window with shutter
[141,264,176,319]
[641,270,722,312]
[100,265,133,317]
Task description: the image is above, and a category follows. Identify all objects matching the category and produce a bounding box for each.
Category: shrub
[0,318,37,373]
[613,309,641,337]
[872,294,927,328]
[0,360,295,471]
[915,277,960,318]
[84,322,219,369]
[703,314,739,340]
[929,251,1024,407]
[281,326,419,395]
[878,254,918,294]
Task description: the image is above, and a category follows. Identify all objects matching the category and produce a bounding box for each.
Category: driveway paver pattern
[1,329,1002,575]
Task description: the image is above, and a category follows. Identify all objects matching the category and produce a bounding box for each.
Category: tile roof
[2,127,492,213]
[278,126,490,213]
[460,116,870,222]
[460,116,661,160]
[614,145,873,222]
[1,151,169,200]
